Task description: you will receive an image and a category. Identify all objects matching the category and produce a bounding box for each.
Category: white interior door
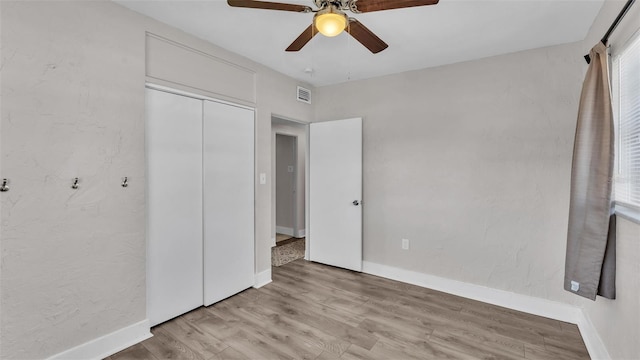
[146,89,203,326]
[309,118,362,271]
[203,100,255,306]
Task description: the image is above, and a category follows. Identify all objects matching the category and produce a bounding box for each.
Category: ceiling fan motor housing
[314,0,356,12]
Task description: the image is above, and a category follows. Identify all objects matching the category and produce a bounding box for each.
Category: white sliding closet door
[203,100,255,306]
[146,89,204,326]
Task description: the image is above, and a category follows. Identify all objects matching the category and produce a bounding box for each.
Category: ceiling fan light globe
[315,13,347,37]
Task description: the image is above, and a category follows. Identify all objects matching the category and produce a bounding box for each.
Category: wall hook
[121,177,128,188]
[0,179,9,192]
[71,178,79,189]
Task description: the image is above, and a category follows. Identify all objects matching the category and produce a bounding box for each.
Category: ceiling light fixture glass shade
[314,7,347,37]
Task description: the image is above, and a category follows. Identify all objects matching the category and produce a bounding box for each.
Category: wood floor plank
[524,343,589,360]
[183,307,240,340]
[220,329,300,360]
[252,285,379,351]
[159,316,229,357]
[272,268,370,305]
[430,327,526,357]
[108,342,160,360]
[235,297,352,356]
[314,350,341,360]
[543,336,590,358]
[381,294,548,347]
[357,308,435,343]
[430,329,524,360]
[109,260,590,360]
[211,346,250,360]
[358,317,431,344]
[560,321,583,337]
[205,297,325,360]
[258,282,367,328]
[142,327,205,360]
[459,306,564,338]
[375,337,482,360]
[342,338,479,360]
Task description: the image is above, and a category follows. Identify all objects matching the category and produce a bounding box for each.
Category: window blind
[613,32,640,208]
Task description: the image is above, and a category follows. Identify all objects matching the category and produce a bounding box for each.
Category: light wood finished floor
[108,260,590,360]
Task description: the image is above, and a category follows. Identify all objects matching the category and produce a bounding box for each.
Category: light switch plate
[260,173,266,185]
[288,166,294,173]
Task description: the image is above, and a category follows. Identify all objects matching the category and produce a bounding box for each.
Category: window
[613,31,640,209]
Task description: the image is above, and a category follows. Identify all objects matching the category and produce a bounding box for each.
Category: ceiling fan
[227,0,439,54]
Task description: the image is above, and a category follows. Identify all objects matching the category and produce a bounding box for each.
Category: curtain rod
[584,0,636,63]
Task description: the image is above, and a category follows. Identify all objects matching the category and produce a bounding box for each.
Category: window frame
[611,29,640,224]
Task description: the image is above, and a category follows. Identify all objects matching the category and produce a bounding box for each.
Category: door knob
[352,200,360,206]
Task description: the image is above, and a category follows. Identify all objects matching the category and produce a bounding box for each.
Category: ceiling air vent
[297,86,311,104]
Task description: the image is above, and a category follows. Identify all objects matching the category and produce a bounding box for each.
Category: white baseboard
[362,261,579,322]
[276,227,305,238]
[362,261,610,360]
[575,310,611,360]
[276,226,294,236]
[254,268,272,288]
[47,319,152,360]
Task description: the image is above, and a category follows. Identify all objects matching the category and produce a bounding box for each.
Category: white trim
[145,83,254,111]
[615,203,640,225]
[296,229,306,238]
[362,261,579,322]
[47,319,152,360]
[361,261,612,359]
[276,226,294,237]
[305,124,310,261]
[575,311,611,360]
[254,268,272,288]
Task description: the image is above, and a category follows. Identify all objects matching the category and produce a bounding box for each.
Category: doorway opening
[271,117,307,267]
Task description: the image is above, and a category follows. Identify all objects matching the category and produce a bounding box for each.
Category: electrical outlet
[402,238,409,250]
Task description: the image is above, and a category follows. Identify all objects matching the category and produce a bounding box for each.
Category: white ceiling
[116,0,604,86]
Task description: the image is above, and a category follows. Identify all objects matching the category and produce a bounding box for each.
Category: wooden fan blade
[227,0,312,13]
[347,19,388,54]
[350,0,438,13]
[286,24,317,52]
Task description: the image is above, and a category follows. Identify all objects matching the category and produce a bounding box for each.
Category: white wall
[576,1,640,359]
[1,3,147,358]
[315,1,640,358]
[0,1,312,358]
[271,120,307,241]
[276,134,296,230]
[2,0,637,358]
[315,41,585,303]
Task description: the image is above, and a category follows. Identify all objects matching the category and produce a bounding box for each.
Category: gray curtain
[565,42,616,301]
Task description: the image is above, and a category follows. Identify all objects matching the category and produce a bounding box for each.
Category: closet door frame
[146,83,256,317]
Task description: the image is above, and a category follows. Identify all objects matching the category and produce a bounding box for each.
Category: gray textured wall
[272,121,307,240]
[0,1,313,358]
[276,134,296,230]
[315,42,585,302]
[577,1,640,358]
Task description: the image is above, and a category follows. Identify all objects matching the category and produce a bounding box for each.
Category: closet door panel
[146,89,204,326]
[203,101,255,306]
